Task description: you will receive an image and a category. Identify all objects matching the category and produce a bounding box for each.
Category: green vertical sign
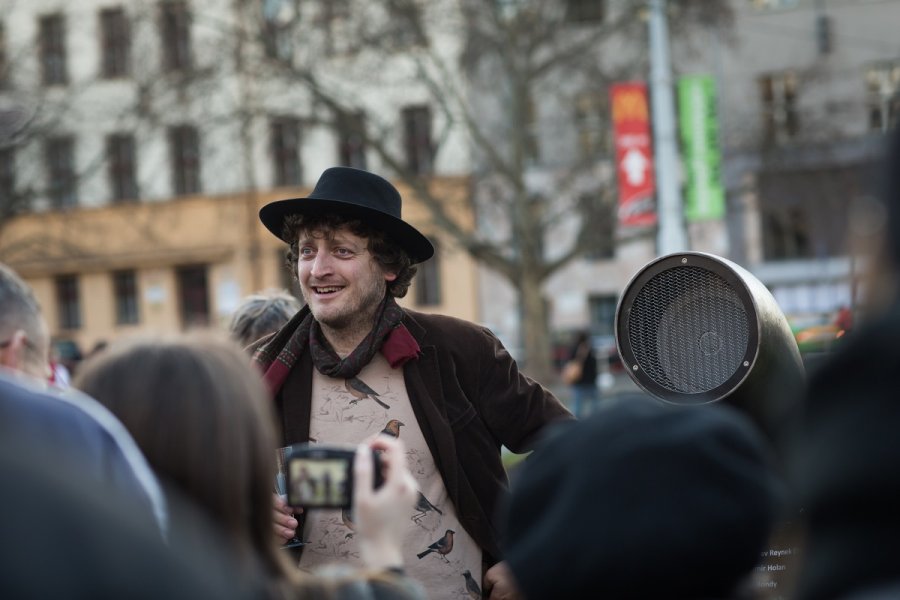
[678,75,724,221]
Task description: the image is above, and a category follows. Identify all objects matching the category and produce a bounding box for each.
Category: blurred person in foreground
[74,333,424,600]
[229,289,302,349]
[0,262,166,530]
[254,167,572,599]
[0,413,240,599]
[786,125,900,599]
[500,394,783,599]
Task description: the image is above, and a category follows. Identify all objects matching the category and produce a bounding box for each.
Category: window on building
[321,0,351,55]
[566,0,604,22]
[815,13,832,56]
[752,0,799,8]
[0,22,8,89]
[759,71,800,144]
[574,91,609,160]
[271,117,302,187]
[588,294,619,369]
[402,105,434,175]
[113,270,140,325]
[263,23,292,63]
[866,62,900,133]
[758,163,876,261]
[107,134,138,202]
[0,148,14,206]
[584,194,616,260]
[337,111,367,170]
[39,14,67,86]
[523,94,540,164]
[55,274,81,330]
[494,0,523,20]
[414,240,441,306]
[278,251,304,300]
[588,294,618,338]
[160,1,192,72]
[762,207,812,260]
[381,5,422,51]
[169,125,200,195]
[261,1,293,63]
[176,265,209,328]
[100,8,130,78]
[46,136,77,208]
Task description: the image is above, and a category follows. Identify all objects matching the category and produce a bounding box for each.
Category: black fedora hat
[259,167,434,264]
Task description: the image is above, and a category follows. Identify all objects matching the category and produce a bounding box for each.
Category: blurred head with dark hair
[502,394,782,599]
[73,333,290,584]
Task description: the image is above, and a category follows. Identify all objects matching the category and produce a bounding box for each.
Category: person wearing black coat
[788,126,900,599]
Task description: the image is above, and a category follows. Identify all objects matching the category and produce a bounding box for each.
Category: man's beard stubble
[302,278,388,340]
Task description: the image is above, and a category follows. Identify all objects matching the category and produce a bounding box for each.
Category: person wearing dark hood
[500,394,783,599]
[787,127,900,599]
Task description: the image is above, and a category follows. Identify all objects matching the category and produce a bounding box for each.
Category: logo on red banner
[611,82,657,227]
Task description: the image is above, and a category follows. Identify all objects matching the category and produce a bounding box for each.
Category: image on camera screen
[288,456,350,507]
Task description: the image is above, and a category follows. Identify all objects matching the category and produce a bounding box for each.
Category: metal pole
[649,0,688,254]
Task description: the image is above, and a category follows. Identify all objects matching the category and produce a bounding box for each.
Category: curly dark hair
[282,213,417,298]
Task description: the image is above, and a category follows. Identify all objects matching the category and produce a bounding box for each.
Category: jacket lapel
[278,349,314,446]
[401,314,462,509]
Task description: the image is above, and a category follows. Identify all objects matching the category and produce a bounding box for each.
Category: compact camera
[285,444,384,509]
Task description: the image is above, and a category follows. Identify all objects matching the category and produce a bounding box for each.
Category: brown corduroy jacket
[273,308,573,566]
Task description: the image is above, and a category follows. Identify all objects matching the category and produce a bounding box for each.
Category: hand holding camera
[282,437,417,570]
[353,437,418,569]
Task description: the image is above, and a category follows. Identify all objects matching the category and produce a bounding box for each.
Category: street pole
[649,0,689,254]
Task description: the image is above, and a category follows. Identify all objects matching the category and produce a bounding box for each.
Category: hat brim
[259,197,435,264]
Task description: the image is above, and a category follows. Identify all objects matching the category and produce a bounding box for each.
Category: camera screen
[287,456,351,508]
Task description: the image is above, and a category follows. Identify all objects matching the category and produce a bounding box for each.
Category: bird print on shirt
[463,570,483,599]
[380,419,404,438]
[417,529,455,562]
[341,507,355,539]
[345,377,390,409]
[412,491,443,525]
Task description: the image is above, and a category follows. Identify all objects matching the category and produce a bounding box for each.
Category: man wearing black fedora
[253,166,571,599]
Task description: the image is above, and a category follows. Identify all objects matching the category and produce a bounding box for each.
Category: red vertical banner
[611,82,657,227]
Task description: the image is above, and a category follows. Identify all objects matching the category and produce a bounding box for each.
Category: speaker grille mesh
[627,266,750,394]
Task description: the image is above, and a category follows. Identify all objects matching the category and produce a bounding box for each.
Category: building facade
[0,0,895,367]
[0,0,481,357]
[481,0,898,355]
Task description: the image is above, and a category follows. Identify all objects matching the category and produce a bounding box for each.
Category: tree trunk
[517,270,554,384]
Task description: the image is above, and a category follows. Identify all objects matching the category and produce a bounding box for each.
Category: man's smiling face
[295,225,397,333]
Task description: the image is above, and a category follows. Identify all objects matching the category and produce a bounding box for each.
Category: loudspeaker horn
[615,252,804,443]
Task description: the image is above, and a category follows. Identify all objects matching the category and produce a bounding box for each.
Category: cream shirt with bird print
[299,353,483,599]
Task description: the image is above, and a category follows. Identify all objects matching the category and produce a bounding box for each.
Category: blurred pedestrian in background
[229,289,302,349]
[500,394,783,599]
[562,330,598,418]
[74,333,424,600]
[48,346,71,388]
